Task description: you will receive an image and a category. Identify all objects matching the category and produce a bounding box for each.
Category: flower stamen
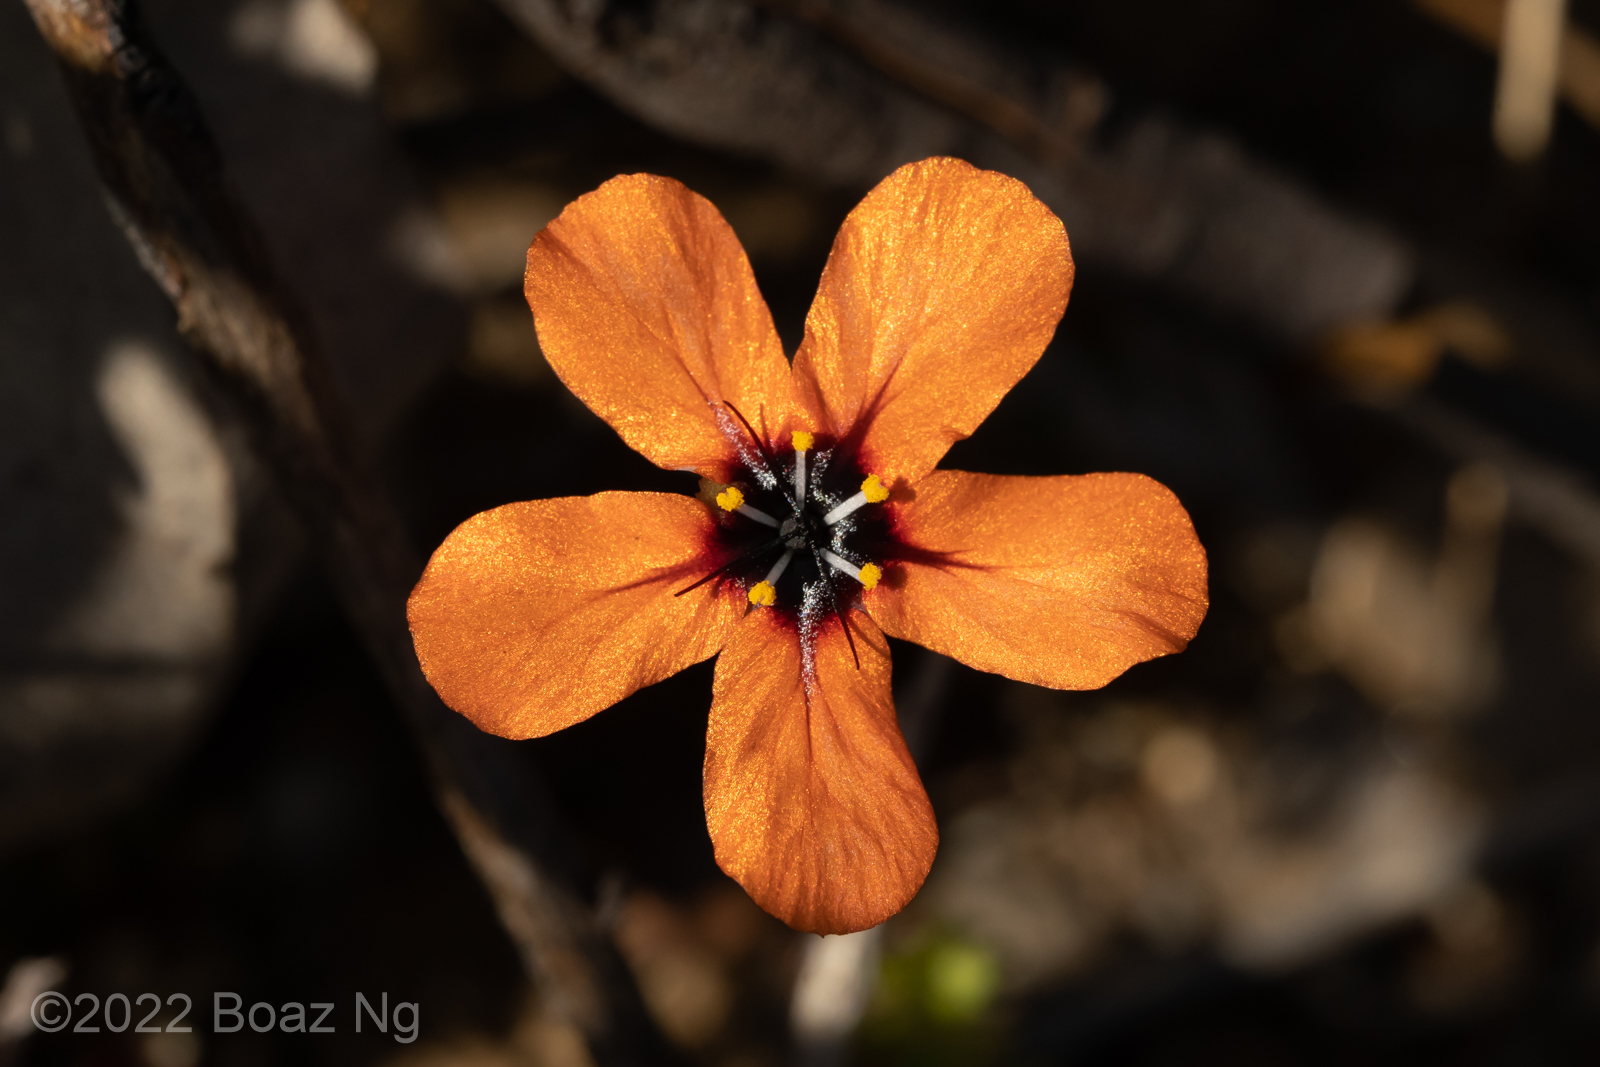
[737,504,780,527]
[821,550,883,590]
[791,430,814,503]
[823,475,890,525]
[747,548,796,607]
[715,485,780,528]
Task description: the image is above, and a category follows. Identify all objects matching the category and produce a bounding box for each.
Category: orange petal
[791,157,1072,485]
[705,608,936,934]
[408,492,738,738]
[868,470,1208,689]
[525,174,799,476]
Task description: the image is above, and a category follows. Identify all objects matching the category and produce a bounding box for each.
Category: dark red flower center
[676,407,902,664]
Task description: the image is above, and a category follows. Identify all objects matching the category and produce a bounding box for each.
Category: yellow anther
[748,581,776,607]
[858,563,882,590]
[861,474,889,503]
[791,430,814,451]
[715,486,745,512]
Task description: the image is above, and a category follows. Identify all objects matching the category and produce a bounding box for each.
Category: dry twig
[490,0,1413,341]
[20,2,675,1062]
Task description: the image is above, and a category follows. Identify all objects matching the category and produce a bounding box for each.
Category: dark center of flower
[675,405,896,664]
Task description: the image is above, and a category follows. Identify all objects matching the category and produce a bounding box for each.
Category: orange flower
[408,158,1208,934]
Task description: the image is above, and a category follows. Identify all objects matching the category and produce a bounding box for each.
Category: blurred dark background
[4,0,1600,1064]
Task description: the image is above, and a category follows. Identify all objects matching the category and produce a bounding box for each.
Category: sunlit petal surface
[869,470,1208,689]
[705,608,937,934]
[408,492,738,738]
[792,157,1072,485]
[525,174,799,477]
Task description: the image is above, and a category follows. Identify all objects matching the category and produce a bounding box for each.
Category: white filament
[823,491,868,526]
[737,503,779,527]
[820,549,862,581]
[765,549,795,586]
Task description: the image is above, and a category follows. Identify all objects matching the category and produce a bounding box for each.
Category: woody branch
[18,1,674,1063]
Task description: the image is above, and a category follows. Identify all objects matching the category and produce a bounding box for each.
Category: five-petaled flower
[407,157,1208,934]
